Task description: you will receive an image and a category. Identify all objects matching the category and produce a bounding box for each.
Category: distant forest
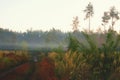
[0,27,110,51]
[0,28,73,50]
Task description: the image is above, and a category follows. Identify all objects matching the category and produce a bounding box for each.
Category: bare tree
[71,16,80,32]
[84,2,94,32]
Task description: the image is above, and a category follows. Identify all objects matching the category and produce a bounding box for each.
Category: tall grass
[48,29,120,80]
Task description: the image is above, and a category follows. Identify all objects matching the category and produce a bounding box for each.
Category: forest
[0,27,68,50]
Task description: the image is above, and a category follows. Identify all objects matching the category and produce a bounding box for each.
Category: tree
[71,16,80,32]
[102,12,110,32]
[102,6,119,30]
[109,6,119,29]
[84,2,94,32]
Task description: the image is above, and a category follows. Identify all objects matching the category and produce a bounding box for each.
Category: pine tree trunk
[89,16,91,32]
[111,17,114,30]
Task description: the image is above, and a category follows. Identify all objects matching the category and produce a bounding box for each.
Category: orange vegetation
[37,57,58,80]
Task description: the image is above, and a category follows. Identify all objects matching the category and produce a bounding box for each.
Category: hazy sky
[0,0,120,32]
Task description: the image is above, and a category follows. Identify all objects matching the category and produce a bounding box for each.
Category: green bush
[55,29,120,80]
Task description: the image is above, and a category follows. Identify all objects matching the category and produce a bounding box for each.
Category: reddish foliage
[0,63,31,80]
[0,52,29,72]
[0,62,6,75]
[15,63,30,75]
[4,53,24,63]
[4,53,14,57]
[0,74,19,80]
[0,62,5,70]
[38,57,58,80]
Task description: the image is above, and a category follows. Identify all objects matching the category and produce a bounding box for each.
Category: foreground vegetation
[0,51,29,74]
[1,29,120,80]
[48,29,120,80]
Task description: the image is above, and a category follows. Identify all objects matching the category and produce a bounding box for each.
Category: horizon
[0,0,120,32]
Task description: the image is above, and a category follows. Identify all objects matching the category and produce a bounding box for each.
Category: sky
[0,0,120,32]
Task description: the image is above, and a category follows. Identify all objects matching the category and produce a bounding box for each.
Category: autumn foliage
[0,51,29,74]
[0,63,31,80]
[38,57,58,80]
